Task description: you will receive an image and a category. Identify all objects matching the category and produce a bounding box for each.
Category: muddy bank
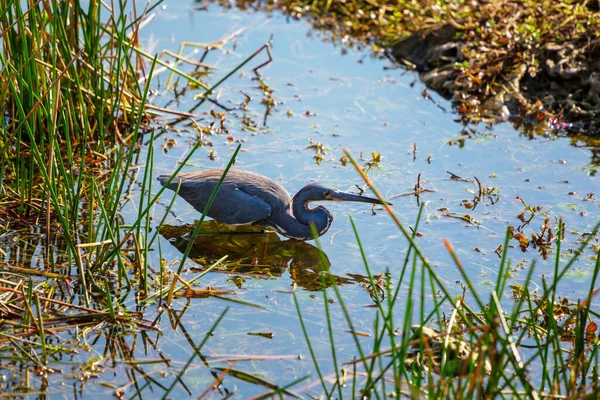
[392,23,600,134]
[221,0,600,162]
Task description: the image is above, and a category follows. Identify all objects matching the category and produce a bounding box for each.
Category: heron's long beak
[329,191,392,206]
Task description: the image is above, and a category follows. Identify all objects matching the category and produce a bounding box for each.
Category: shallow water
[2,2,599,398]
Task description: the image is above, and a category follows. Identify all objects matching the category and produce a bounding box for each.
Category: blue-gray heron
[157,169,389,241]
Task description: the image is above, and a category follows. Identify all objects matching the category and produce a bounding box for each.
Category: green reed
[292,153,600,399]
[0,1,264,393]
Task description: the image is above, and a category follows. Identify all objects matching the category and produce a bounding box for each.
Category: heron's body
[158,169,386,241]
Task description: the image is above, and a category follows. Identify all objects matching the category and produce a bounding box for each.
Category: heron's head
[299,183,391,206]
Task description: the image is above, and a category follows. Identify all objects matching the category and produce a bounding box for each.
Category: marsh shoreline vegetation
[298,205,600,398]
[0,0,269,395]
[224,0,600,156]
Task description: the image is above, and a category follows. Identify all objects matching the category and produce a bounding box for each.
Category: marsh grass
[0,0,272,394]
[286,151,600,398]
[1,0,162,273]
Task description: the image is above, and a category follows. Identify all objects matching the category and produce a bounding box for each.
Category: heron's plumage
[158,170,282,225]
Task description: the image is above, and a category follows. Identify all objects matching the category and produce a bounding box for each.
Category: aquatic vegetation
[288,152,600,398]
[226,0,600,146]
[0,1,274,394]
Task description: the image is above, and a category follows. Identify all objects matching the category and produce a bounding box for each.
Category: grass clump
[0,2,266,394]
[0,0,159,250]
[0,0,155,178]
[287,151,600,398]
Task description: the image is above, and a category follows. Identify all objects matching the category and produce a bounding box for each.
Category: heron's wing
[174,183,272,225]
[158,170,288,225]
[212,187,272,225]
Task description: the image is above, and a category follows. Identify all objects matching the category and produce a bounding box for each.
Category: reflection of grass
[290,154,600,398]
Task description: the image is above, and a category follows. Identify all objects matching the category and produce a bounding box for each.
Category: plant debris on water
[226,0,600,158]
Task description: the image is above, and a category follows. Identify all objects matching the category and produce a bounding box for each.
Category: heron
[157,169,389,241]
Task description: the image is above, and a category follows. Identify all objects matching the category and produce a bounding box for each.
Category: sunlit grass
[0,1,270,395]
[287,151,600,398]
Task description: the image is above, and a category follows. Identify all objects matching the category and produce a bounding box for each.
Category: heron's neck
[268,194,333,241]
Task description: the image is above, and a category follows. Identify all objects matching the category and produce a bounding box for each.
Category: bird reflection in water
[159,220,353,291]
